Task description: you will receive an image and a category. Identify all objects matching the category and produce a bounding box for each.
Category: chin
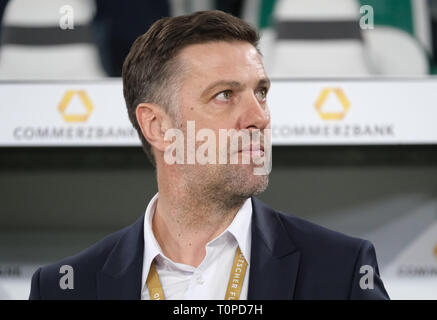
[233,167,270,198]
[250,175,270,196]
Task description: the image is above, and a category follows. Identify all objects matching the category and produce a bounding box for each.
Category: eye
[214,90,232,102]
[255,87,268,102]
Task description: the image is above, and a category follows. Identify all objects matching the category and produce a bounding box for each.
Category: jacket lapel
[96,215,145,300]
[248,197,301,300]
[95,197,300,300]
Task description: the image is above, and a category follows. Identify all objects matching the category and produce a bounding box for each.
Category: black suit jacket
[29,197,389,299]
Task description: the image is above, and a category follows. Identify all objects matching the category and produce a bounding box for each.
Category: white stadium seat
[0,0,105,79]
[260,0,428,77]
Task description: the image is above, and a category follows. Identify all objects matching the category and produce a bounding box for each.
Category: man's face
[168,40,271,203]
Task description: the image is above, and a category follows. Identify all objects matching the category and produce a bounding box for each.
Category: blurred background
[1,0,437,78]
[0,0,436,299]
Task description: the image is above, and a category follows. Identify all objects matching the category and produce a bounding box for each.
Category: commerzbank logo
[314,88,350,120]
[272,86,394,140]
[58,90,94,122]
[13,89,136,142]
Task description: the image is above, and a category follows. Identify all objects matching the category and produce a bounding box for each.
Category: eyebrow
[200,78,271,100]
[258,78,271,89]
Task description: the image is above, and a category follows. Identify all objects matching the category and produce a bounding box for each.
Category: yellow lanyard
[146,246,248,300]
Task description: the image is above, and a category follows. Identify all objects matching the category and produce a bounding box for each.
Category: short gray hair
[122,10,260,166]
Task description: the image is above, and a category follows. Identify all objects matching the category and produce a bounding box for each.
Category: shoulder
[30,222,135,299]
[252,197,369,279]
[277,209,366,251]
[251,197,387,298]
[274,208,374,270]
[253,196,366,252]
[277,210,388,299]
[45,224,130,271]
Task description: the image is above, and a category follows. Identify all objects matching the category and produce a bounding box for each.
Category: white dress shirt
[141,192,252,300]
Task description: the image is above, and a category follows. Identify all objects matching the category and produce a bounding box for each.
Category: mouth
[239,144,265,156]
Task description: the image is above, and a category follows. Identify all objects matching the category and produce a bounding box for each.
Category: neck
[152,169,246,267]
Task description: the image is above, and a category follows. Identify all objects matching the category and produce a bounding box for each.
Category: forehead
[177,41,266,86]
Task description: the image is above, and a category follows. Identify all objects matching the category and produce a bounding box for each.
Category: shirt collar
[224,197,252,264]
[142,192,253,283]
[142,192,162,285]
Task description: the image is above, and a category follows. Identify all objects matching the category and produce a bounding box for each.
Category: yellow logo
[58,90,93,122]
[434,244,437,259]
[314,88,350,120]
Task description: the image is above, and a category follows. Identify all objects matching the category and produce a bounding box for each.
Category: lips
[239,144,264,153]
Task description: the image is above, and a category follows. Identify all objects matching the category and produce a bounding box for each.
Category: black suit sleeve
[349,240,390,300]
[29,267,42,300]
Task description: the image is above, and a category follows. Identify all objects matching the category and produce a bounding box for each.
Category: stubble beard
[171,111,270,213]
[180,161,269,210]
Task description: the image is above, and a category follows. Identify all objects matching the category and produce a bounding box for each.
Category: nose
[237,90,270,131]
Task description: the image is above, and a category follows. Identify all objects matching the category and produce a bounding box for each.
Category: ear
[136,103,172,154]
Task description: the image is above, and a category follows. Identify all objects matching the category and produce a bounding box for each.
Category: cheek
[178,89,199,114]
[179,95,239,130]
[192,111,237,130]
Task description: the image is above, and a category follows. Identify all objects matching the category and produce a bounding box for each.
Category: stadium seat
[264,0,371,77]
[0,0,105,79]
[259,0,429,77]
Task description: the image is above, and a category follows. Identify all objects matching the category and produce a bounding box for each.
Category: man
[29,10,389,300]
